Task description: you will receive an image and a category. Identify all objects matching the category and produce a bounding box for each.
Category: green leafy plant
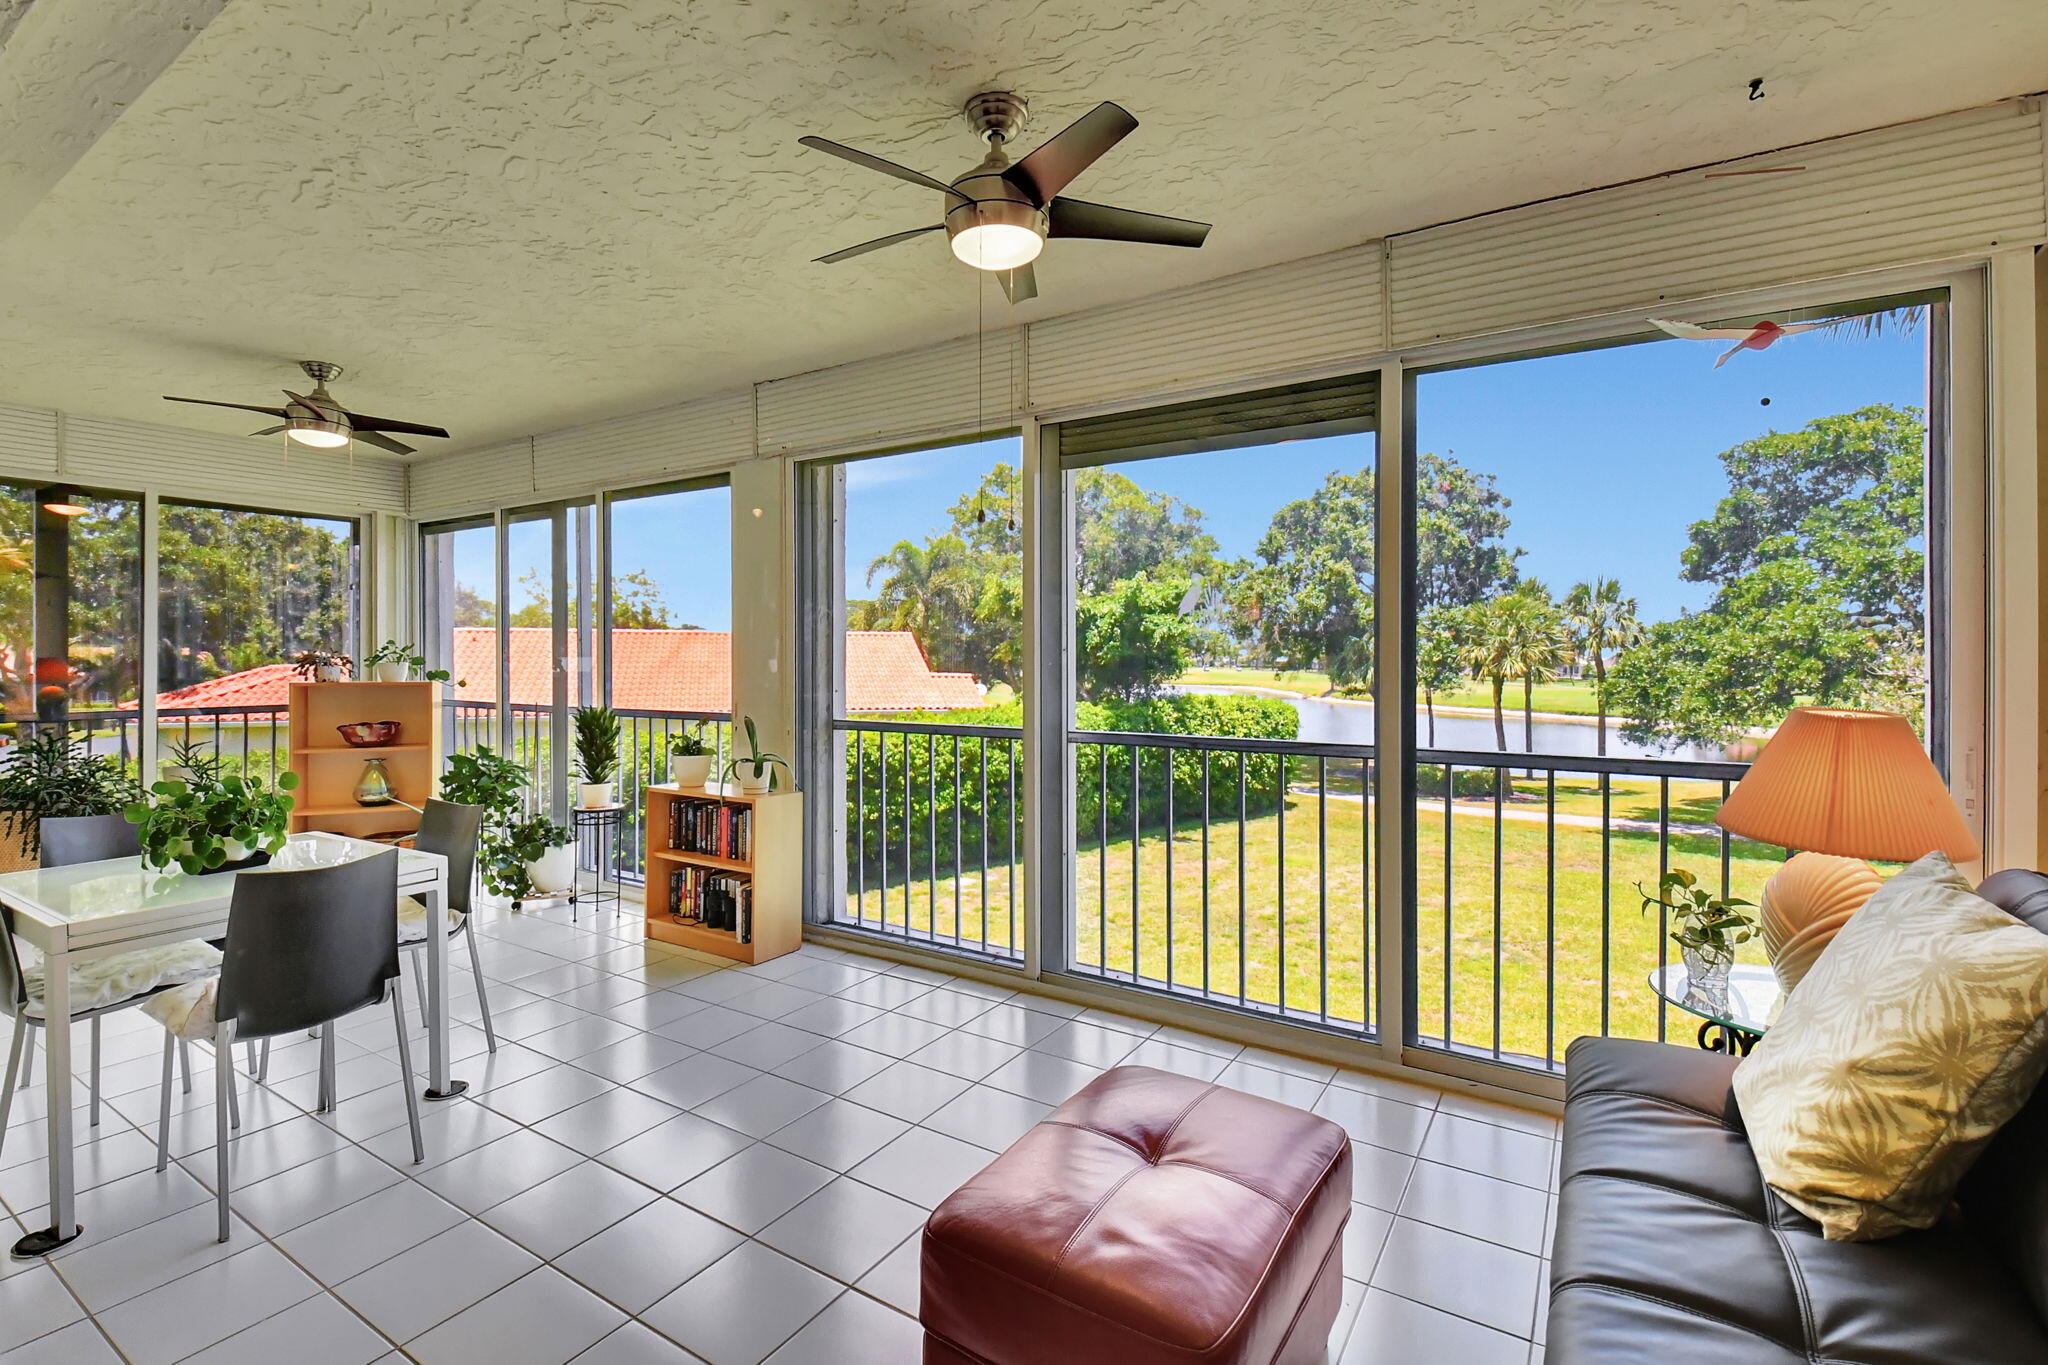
[720,716,790,791]
[437,746,534,896]
[290,649,352,680]
[574,706,620,784]
[505,815,571,862]
[667,724,711,758]
[0,728,142,859]
[1638,868,1757,963]
[364,639,452,684]
[125,768,299,875]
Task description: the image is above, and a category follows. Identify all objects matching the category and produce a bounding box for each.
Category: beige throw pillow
[1733,853,2048,1241]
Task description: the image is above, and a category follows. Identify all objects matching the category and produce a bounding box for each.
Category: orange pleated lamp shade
[1715,707,1978,863]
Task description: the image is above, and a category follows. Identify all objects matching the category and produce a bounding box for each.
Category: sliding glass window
[1053,375,1381,1035]
[1406,288,1960,1073]
[155,501,357,781]
[803,436,1025,961]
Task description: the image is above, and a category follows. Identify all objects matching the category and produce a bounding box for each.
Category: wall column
[729,458,795,772]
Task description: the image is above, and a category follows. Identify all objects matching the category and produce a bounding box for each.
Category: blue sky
[451,319,1926,634]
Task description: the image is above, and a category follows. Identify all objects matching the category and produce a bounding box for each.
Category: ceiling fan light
[285,418,350,448]
[950,222,1043,272]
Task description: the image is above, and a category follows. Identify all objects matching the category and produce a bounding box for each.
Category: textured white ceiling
[0,0,2043,454]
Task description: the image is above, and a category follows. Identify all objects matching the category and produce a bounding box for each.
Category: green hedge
[843,695,1299,880]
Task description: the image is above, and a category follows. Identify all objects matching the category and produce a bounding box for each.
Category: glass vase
[353,757,395,807]
[1682,944,1733,1009]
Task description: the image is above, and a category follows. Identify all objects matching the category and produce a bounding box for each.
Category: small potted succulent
[507,814,574,896]
[363,640,452,684]
[668,724,714,788]
[574,705,620,808]
[720,715,789,795]
[0,727,141,869]
[126,766,299,875]
[1640,868,1757,998]
[291,649,352,683]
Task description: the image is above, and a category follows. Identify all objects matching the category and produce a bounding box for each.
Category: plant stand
[571,805,624,920]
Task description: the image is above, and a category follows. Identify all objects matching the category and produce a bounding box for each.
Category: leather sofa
[1551,868,2048,1363]
[921,1065,1351,1364]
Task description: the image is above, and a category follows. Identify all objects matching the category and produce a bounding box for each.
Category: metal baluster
[951,734,962,949]
[977,736,988,951]
[1545,769,1557,1070]
[1657,775,1671,1042]
[1128,744,1140,984]
[877,729,890,931]
[1362,757,1373,1030]
[1492,765,1505,1060]
[1097,744,1108,974]
[1164,747,1174,992]
[1317,755,1328,1026]
[853,730,867,925]
[902,732,914,937]
[1277,753,1287,1016]
[1237,754,1248,1007]
[1443,764,1455,1046]
[1200,751,1212,1000]
[1600,772,1613,1038]
[1007,738,1018,956]
[927,731,938,942]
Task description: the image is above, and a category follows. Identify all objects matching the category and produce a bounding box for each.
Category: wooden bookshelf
[644,782,802,965]
[286,681,442,842]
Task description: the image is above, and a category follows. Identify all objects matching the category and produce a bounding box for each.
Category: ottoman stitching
[1051,1165,1149,1277]
[1162,1156,1297,1213]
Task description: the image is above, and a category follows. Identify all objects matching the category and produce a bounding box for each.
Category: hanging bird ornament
[1647,316,1834,367]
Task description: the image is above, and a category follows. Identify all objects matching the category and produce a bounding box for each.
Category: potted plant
[291,649,352,683]
[1640,868,1757,997]
[574,705,620,808]
[0,727,142,868]
[160,737,213,786]
[719,715,789,795]
[363,640,452,684]
[667,723,713,788]
[438,746,529,896]
[125,767,299,875]
[507,814,574,896]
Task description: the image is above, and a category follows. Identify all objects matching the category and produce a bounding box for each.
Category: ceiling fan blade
[1003,102,1138,204]
[248,425,287,436]
[799,137,970,204]
[339,411,451,438]
[1046,196,1210,248]
[815,224,945,264]
[164,396,290,419]
[351,430,416,456]
[999,263,1038,304]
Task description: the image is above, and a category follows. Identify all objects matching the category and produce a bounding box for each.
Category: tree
[1076,572,1201,701]
[1458,596,1516,750]
[1607,405,1927,748]
[1563,577,1644,756]
[507,567,697,631]
[1498,581,1570,751]
[1242,453,1522,691]
[1415,607,1467,748]
[451,583,493,628]
[860,535,976,664]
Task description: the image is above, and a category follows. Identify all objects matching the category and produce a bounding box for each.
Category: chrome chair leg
[388,980,425,1165]
[0,1016,26,1160]
[409,947,429,1030]
[223,1043,240,1132]
[316,1023,336,1113]
[464,920,497,1054]
[258,1039,271,1084]
[213,1024,232,1243]
[179,1040,193,1094]
[89,1016,101,1128]
[154,1032,176,1173]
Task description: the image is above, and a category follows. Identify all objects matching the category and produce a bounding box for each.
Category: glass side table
[570,805,625,921]
[1647,963,1782,1055]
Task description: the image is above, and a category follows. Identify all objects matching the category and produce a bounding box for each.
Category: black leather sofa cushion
[1552,1035,2048,1364]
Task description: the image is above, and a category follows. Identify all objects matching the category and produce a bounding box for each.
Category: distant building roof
[134,628,982,714]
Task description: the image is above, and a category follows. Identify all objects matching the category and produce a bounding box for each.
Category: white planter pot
[577,781,616,809]
[369,661,408,682]
[314,665,345,683]
[733,763,774,795]
[523,843,575,895]
[669,755,712,787]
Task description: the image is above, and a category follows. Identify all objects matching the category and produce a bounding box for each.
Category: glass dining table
[0,832,453,1257]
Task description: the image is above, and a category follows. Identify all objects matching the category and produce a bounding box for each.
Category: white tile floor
[1,897,1560,1364]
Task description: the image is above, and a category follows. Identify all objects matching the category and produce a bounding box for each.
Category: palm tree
[863,535,973,659]
[1416,606,1466,748]
[1457,598,1516,750]
[1499,583,1571,751]
[1563,577,1645,756]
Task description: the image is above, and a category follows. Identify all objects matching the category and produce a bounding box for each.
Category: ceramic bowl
[335,720,401,747]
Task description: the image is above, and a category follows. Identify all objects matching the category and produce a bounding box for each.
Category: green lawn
[845,787,1779,1067]
[1173,667,1333,697]
[1176,669,1609,719]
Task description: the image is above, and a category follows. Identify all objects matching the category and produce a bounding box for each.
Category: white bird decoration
[1648,317,1833,367]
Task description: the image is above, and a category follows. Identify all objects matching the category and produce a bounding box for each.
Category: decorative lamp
[1715,706,1977,990]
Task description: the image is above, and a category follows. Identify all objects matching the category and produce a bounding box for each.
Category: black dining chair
[2,813,212,1142]
[148,848,424,1242]
[399,800,495,1052]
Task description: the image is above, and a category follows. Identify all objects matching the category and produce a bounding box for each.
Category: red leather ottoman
[921,1065,1352,1365]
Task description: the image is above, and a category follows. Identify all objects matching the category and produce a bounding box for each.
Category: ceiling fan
[163,361,451,455]
[800,92,1211,303]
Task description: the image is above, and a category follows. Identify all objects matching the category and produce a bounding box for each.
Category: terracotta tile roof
[132,629,983,715]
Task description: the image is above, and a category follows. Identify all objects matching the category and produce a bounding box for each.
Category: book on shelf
[668,866,753,943]
[666,796,753,861]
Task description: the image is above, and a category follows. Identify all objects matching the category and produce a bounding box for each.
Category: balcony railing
[828,717,1772,1076]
